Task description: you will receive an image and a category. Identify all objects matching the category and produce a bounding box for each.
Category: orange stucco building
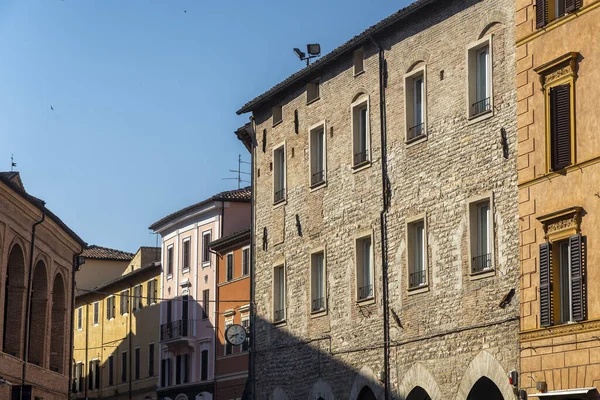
[517,0,600,397]
[210,228,250,400]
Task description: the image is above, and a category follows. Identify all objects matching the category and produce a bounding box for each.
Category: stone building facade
[517,0,600,398]
[0,171,86,400]
[236,0,519,398]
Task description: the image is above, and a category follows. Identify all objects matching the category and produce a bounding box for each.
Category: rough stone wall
[249,0,518,399]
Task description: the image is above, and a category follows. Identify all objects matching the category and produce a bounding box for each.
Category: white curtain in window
[476,46,489,102]
[414,77,423,127]
[359,107,368,154]
[477,202,490,258]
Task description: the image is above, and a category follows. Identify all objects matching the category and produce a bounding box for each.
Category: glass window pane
[476,47,489,102]
[414,223,424,274]
[414,78,423,126]
[559,241,571,322]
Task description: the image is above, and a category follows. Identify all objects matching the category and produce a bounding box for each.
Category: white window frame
[224,319,233,356]
[92,302,99,326]
[355,232,374,302]
[226,252,234,282]
[307,79,320,104]
[467,192,495,278]
[353,47,365,76]
[406,214,428,293]
[242,246,250,276]
[308,121,327,189]
[351,94,371,169]
[202,230,212,267]
[272,263,286,323]
[181,237,191,273]
[310,248,327,314]
[77,307,83,330]
[466,35,494,121]
[120,289,129,316]
[166,244,174,279]
[272,104,283,126]
[241,316,250,352]
[404,66,427,143]
[272,142,287,205]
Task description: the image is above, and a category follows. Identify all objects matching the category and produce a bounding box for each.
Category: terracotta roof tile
[83,245,135,261]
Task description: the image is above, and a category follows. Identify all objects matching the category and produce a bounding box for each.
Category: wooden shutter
[570,234,585,321]
[539,242,553,327]
[566,0,582,12]
[550,84,572,170]
[94,360,100,389]
[536,0,548,28]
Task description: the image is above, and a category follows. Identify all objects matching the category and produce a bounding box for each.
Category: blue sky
[0,0,409,252]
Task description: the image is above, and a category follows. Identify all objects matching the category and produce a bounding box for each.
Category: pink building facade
[149,188,250,400]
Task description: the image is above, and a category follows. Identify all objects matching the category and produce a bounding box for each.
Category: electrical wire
[76,287,252,304]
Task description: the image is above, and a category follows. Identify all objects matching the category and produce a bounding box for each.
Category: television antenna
[223,154,251,189]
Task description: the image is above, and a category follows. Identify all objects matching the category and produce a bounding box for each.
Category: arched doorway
[467,377,503,400]
[50,274,66,373]
[28,260,48,366]
[357,386,376,400]
[3,244,25,357]
[407,386,432,400]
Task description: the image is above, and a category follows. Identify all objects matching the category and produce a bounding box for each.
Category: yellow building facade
[72,247,161,400]
[517,0,600,397]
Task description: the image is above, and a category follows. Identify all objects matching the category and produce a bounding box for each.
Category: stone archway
[308,378,334,400]
[407,387,432,400]
[3,243,26,357]
[273,387,290,400]
[397,363,442,400]
[357,386,376,400]
[455,351,514,400]
[50,273,66,373]
[467,376,504,400]
[28,260,48,366]
[349,366,383,400]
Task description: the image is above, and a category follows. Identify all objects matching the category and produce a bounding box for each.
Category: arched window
[50,274,66,373]
[3,243,26,357]
[28,260,48,366]
[407,386,432,400]
[467,376,504,400]
[357,386,376,400]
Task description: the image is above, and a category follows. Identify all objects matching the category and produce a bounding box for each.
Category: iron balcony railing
[274,309,285,322]
[409,270,426,288]
[160,319,191,341]
[312,297,325,312]
[472,253,492,274]
[407,122,425,141]
[471,97,491,117]
[274,188,285,203]
[311,170,325,186]
[354,150,368,166]
[358,284,373,300]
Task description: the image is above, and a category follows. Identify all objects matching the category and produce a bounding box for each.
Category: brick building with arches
[0,172,85,400]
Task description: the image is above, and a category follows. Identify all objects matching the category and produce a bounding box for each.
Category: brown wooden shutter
[550,84,572,170]
[566,0,582,12]
[570,234,585,321]
[540,242,553,327]
[536,0,548,28]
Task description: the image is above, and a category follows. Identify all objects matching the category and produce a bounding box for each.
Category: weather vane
[10,154,16,172]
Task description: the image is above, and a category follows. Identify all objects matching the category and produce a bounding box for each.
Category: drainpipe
[68,248,84,399]
[83,300,90,400]
[21,206,46,400]
[248,116,256,400]
[129,283,133,400]
[371,35,391,400]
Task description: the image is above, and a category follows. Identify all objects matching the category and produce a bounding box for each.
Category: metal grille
[354,150,368,166]
[274,309,285,322]
[471,97,491,116]
[358,284,373,300]
[311,170,325,186]
[274,188,285,203]
[407,123,425,141]
[312,297,325,312]
[160,319,191,341]
[409,270,426,288]
[471,253,492,273]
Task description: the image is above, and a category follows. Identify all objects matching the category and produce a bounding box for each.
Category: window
[88,359,100,390]
[224,321,233,355]
[134,347,140,380]
[549,83,573,170]
[273,104,282,125]
[241,318,250,352]
[540,234,585,327]
[273,265,286,322]
[182,354,189,383]
[469,197,493,274]
[175,354,181,384]
[182,238,190,272]
[108,355,114,386]
[226,253,234,281]
[74,362,83,392]
[201,350,209,381]
[92,302,99,325]
[166,245,174,276]
[161,358,171,387]
[352,95,370,167]
[202,289,209,319]
[120,290,129,315]
[536,0,581,28]
[77,307,83,330]
[148,343,155,377]
[356,236,373,300]
[202,231,211,265]
[404,67,427,142]
[307,80,320,103]
[181,295,189,336]
[407,218,427,289]
[467,37,492,118]
[133,285,143,311]
[121,351,127,383]
[106,296,116,320]
[311,251,326,312]
[354,48,364,75]
[147,279,158,305]
[242,247,250,276]
[309,123,326,187]
[273,145,286,204]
